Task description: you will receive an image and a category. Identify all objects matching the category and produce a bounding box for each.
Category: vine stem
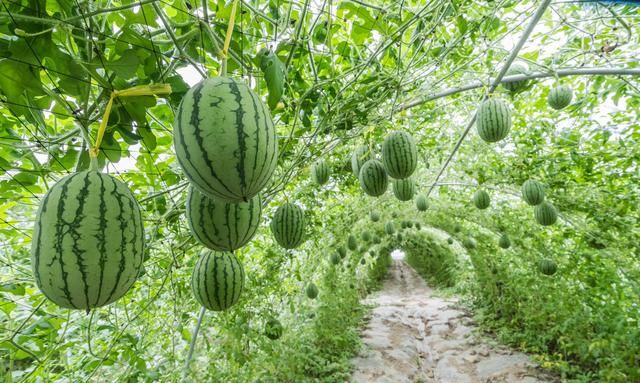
[221,0,240,76]
[182,307,207,381]
[425,0,553,198]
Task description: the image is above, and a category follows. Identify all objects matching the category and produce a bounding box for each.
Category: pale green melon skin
[192,251,245,311]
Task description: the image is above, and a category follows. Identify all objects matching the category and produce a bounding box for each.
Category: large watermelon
[521,180,545,206]
[538,259,557,276]
[173,77,278,203]
[473,190,491,209]
[31,171,144,310]
[186,186,261,251]
[312,159,330,185]
[502,64,530,93]
[382,131,418,179]
[358,159,388,197]
[270,203,305,249]
[351,145,373,176]
[476,98,511,143]
[547,85,573,110]
[192,250,244,311]
[534,201,558,226]
[416,194,429,211]
[393,178,416,201]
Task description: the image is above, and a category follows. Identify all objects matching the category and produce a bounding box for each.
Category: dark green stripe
[227,80,249,199]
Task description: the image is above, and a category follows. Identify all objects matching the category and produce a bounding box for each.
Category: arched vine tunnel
[1,0,639,382]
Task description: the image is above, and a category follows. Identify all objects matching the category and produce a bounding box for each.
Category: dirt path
[351,257,555,383]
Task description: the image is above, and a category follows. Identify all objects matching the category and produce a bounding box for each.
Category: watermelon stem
[183,307,207,380]
[220,0,240,77]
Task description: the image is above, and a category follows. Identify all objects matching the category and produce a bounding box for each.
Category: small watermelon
[358,159,389,197]
[351,145,373,176]
[361,231,372,242]
[347,235,358,251]
[372,236,381,244]
[396,233,403,241]
[370,211,381,222]
[415,222,422,230]
[330,253,341,265]
[385,222,396,235]
[473,190,491,210]
[306,282,319,299]
[547,85,573,110]
[192,251,244,311]
[538,259,557,276]
[337,246,347,258]
[453,224,462,233]
[447,237,454,245]
[382,131,418,179]
[463,237,477,249]
[271,203,305,249]
[502,64,530,93]
[265,317,283,340]
[416,194,429,211]
[393,178,416,201]
[534,201,558,226]
[476,98,511,143]
[360,257,366,265]
[498,234,511,249]
[312,159,330,185]
[521,180,545,206]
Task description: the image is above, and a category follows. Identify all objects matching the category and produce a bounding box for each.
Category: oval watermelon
[538,259,557,275]
[31,171,144,310]
[498,234,511,249]
[393,178,416,201]
[502,64,530,93]
[473,190,491,210]
[521,180,545,206]
[347,234,358,251]
[306,282,319,299]
[358,159,388,197]
[186,186,261,251]
[173,77,278,203]
[265,317,283,340]
[476,98,511,143]
[416,194,429,211]
[192,250,244,311]
[547,85,573,110]
[463,237,477,250]
[385,222,396,235]
[534,201,558,226]
[312,159,330,185]
[382,131,418,179]
[270,203,305,249]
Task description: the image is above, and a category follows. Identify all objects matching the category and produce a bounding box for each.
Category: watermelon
[393,178,416,201]
[416,194,429,211]
[173,77,278,203]
[360,257,366,265]
[473,190,490,209]
[453,224,462,233]
[547,85,573,110]
[538,259,557,275]
[385,222,395,235]
[391,212,398,218]
[502,64,530,93]
[306,282,319,299]
[330,253,341,265]
[370,211,381,222]
[312,159,330,185]
[186,186,261,251]
[463,237,476,249]
[396,233,403,241]
[534,201,558,226]
[358,159,388,197]
[447,237,454,245]
[192,250,244,311]
[361,231,372,242]
[337,246,347,258]
[521,180,545,206]
[476,98,511,143]
[265,317,283,340]
[382,131,418,179]
[498,234,511,249]
[415,222,422,230]
[270,203,305,249]
[351,145,373,176]
[347,234,358,251]
[31,171,144,310]
[406,221,414,228]
[372,236,381,244]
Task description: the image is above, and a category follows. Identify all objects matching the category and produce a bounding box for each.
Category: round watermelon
[463,237,477,249]
[538,259,557,276]
[385,222,396,235]
[453,224,462,233]
[521,179,545,206]
[473,190,491,210]
[265,317,283,340]
[393,178,416,201]
[382,131,418,179]
[476,98,511,143]
[358,159,388,197]
[186,186,261,251]
[306,282,319,299]
[192,250,244,311]
[370,211,381,222]
[173,77,278,203]
[351,145,373,176]
[447,237,454,245]
[330,253,341,265]
[32,171,145,310]
[361,231,372,242]
[547,85,573,110]
[416,194,429,211]
[270,203,305,249]
[534,201,558,226]
[502,64,530,93]
[498,234,511,249]
[312,159,330,185]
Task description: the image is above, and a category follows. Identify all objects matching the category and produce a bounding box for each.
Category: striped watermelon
[173,77,278,203]
[270,203,305,249]
[476,98,511,143]
[358,159,388,197]
[385,222,395,235]
[370,211,381,222]
[312,159,330,185]
[382,131,418,179]
[498,234,511,249]
[473,190,490,209]
[347,234,358,251]
[306,282,319,299]
[265,317,283,340]
[192,250,244,311]
[393,178,416,201]
[31,171,144,310]
[502,64,530,93]
[547,85,572,110]
[521,180,545,206]
[416,194,429,211]
[534,201,558,226]
[538,259,557,275]
[186,186,261,251]
[351,145,373,176]
[396,233,403,241]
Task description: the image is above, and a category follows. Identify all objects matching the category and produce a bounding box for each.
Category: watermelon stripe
[96,174,108,305]
[227,80,249,197]
[73,173,91,309]
[53,173,79,307]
